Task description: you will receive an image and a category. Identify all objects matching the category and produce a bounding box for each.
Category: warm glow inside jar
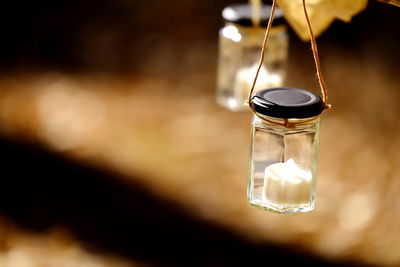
[216,4,289,111]
[248,88,324,213]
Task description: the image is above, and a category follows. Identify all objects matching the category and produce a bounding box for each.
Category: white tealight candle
[233,64,282,106]
[262,159,312,206]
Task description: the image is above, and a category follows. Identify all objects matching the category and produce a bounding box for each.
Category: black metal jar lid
[250,87,325,119]
[222,4,285,27]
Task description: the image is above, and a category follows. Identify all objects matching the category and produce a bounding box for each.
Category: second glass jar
[216,3,289,111]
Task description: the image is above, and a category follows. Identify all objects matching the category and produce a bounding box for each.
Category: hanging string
[301,0,331,109]
[248,0,331,112]
[247,0,277,106]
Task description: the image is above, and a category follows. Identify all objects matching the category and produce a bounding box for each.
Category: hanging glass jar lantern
[247,87,325,213]
[216,3,289,111]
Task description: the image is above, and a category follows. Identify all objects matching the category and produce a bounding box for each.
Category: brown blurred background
[0,0,399,266]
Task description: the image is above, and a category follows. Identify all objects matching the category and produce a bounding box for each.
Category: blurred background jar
[216,3,289,112]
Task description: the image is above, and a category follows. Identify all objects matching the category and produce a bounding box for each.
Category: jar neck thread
[255,113,319,128]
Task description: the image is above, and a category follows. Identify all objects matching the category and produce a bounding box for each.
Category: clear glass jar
[248,88,324,213]
[216,4,289,111]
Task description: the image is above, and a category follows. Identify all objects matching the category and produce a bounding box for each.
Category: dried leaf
[277,0,367,40]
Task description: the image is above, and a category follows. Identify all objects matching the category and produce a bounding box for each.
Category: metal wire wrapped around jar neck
[254,112,320,129]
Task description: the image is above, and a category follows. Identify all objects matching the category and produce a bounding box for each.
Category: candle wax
[262,159,312,206]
